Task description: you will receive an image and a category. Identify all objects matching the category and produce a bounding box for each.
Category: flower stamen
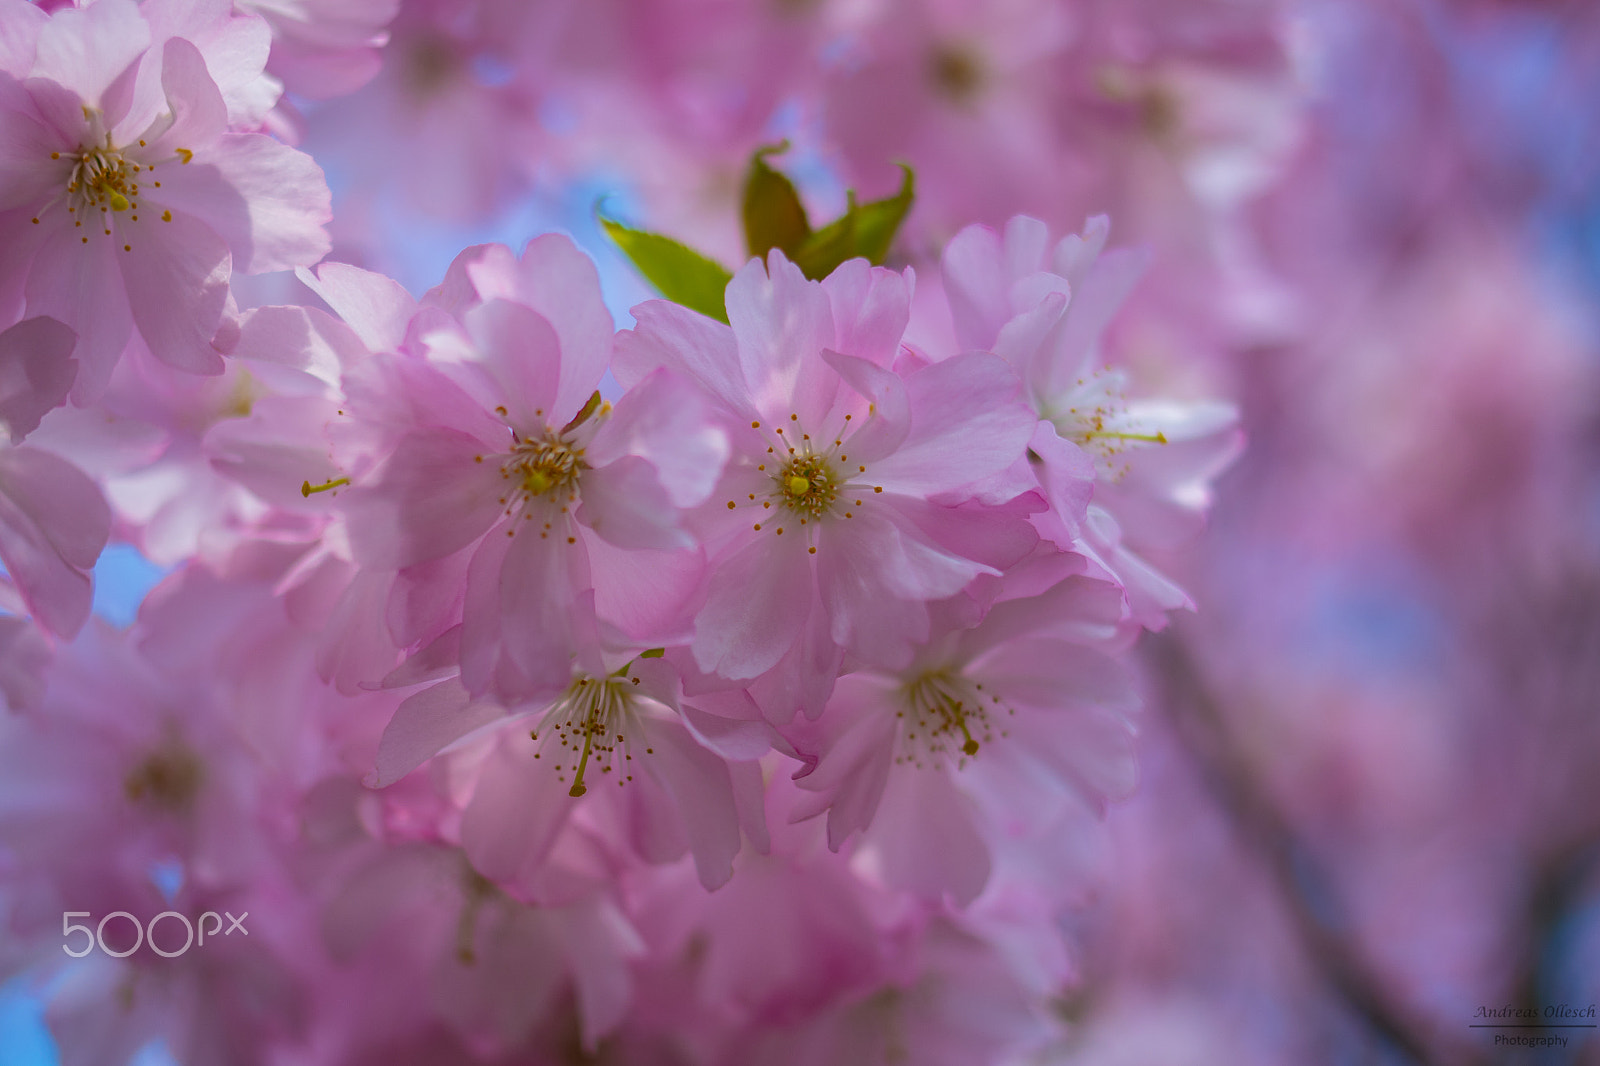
[896,671,1000,768]
[537,675,642,797]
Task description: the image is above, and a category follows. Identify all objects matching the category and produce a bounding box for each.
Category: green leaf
[598,215,733,323]
[742,141,812,260]
[790,164,915,281]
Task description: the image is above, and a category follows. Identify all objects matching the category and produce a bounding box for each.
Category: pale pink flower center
[929,43,986,104]
[531,675,652,798]
[506,431,585,501]
[723,412,886,554]
[1054,369,1170,479]
[123,739,204,813]
[895,671,1013,769]
[39,116,189,248]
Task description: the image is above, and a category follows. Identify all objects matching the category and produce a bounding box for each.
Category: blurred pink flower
[239,0,400,99]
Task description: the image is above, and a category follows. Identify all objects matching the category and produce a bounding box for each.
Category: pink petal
[18,73,91,146]
[870,766,991,905]
[746,597,845,722]
[314,565,400,694]
[116,201,229,375]
[0,614,49,712]
[380,623,462,688]
[295,260,417,353]
[828,503,991,603]
[959,575,1126,657]
[0,1,47,74]
[367,678,506,787]
[341,427,507,568]
[0,446,110,637]
[0,316,76,441]
[164,131,331,274]
[1051,214,1112,284]
[637,715,743,890]
[341,348,507,449]
[692,530,811,681]
[139,37,226,159]
[587,536,704,643]
[457,519,514,696]
[24,210,132,402]
[613,299,749,416]
[1005,702,1138,807]
[729,759,770,855]
[229,304,366,382]
[623,759,690,864]
[883,492,1042,580]
[990,289,1066,387]
[865,352,1034,498]
[557,900,642,1051]
[942,222,1008,351]
[0,209,48,329]
[459,298,560,433]
[821,258,912,368]
[1040,246,1149,399]
[787,676,897,849]
[822,348,909,464]
[497,522,592,694]
[975,636,1138,716]
[506,234,614,423]
[30,0,150,108]
[386,546,472,649]
[140,0,275,130]
[578,456,692,552]
[0,75,65,212]
[461,728,573,888]
[203,394,346,508]
[677,701,775,762]
[727,251,839,427]
[1027,419,1094,544]
[427,241,515,315]
[1002,215,1053,279]
[585,368,730,509]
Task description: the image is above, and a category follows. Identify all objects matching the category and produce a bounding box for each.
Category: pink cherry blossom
[783,576,1138,906]
[615,252,1042,720]
[299,779,644,1059]
[0,0,330,399]
[453,652,766,895]
[296,0,559,228]
[940,214,1242,628]
[0,573,338,1066]
[322,236,722,701]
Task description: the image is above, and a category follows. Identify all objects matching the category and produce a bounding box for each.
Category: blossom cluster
[0,0,1258,1062]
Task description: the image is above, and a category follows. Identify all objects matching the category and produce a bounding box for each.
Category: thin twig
[1144,628,1487,1066]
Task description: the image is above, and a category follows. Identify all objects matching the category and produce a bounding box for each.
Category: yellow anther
[301,477,351,497]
